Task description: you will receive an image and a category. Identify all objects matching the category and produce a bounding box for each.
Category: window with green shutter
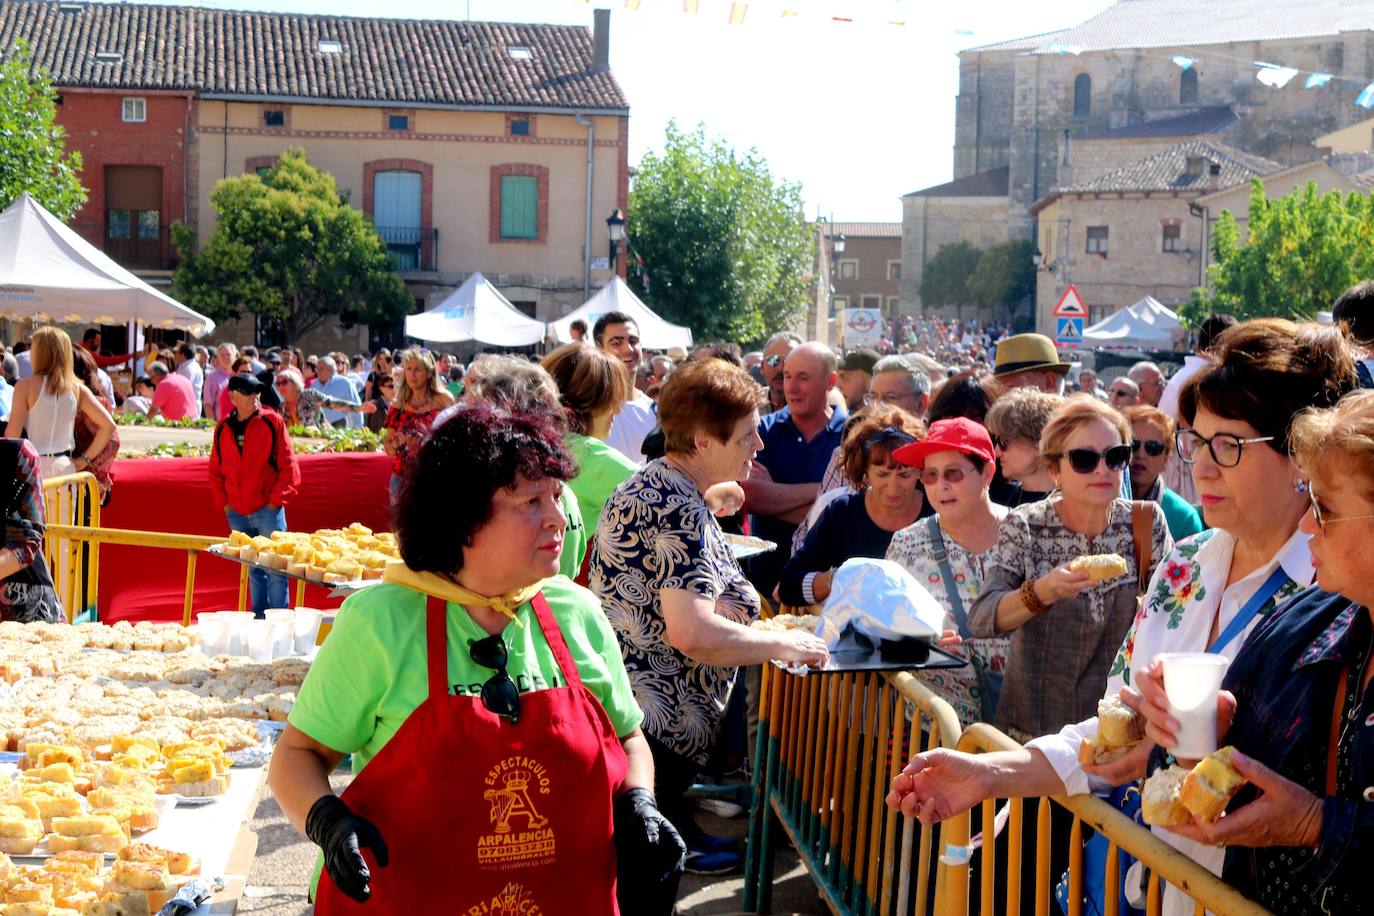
[499,175,538,239]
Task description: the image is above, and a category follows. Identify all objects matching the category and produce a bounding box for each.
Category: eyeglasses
[1062,445,1131,474]
[468,634,520,723]
[1109,389,1134,399]
[863,391,917,406]
[990,434,1008,451]
[274,380,290,389]
[1176,429,1274,468]
[765,354,784,367]
[1307,487,1374,532]
[1130,439,1167,457]
[919,466,970,487]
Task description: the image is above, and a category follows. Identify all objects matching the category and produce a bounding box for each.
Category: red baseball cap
[892,417,995,467]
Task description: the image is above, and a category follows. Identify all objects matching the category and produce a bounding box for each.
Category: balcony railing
[376,225,438,272]
[71,222,178,271]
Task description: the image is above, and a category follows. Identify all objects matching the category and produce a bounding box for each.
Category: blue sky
[146,0,1113,219]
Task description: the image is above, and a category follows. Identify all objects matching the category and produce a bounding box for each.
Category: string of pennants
[1042,41,1374,111]
[576,0,931,29]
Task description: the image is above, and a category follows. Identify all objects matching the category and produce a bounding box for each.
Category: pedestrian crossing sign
[1057,317,1083,345]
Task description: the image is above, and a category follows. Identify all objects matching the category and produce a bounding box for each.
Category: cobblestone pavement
[238,775,826,915]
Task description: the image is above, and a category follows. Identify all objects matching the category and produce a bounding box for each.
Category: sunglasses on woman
[468,633,520,723]
[1062,445,1131,474]
[919,466,970,487]
[1130,439,1166,457]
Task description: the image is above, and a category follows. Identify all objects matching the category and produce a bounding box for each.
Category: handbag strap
[927,515,972,640]
[1130,501,1153,598]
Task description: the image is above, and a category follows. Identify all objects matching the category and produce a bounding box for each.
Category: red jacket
[208,408,300,515]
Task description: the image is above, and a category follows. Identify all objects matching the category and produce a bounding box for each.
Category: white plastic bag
[817,557,946,649]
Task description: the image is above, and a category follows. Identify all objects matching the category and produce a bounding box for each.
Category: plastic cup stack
[264,609,295,656]
[292,608,325,654]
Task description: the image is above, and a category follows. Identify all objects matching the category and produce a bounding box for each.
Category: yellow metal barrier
[938,723,1272,916]
[44,524,250,624]
[40,473,101,621]
[744,662,962,915]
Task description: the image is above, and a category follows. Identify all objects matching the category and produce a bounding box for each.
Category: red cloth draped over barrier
[97,452,393,622]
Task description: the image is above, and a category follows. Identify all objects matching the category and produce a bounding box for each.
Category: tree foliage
[627,122,812,342]
[968,239,1035,318]
[1184,180,1374,325]
[172,148,412,342]
[919,242,982,309]
[0,41,85,219]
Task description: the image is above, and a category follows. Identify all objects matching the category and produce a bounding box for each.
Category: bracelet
[1020,579,1051,616]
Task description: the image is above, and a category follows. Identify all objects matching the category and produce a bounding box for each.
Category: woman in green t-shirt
[542,342,640,536]
[269,402,685,915]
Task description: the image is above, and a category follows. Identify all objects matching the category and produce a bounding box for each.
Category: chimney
[1207,161,1221,191]
[592,8,611,73]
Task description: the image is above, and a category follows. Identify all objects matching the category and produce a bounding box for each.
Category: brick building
[2,1,630,352]
[824,222,902,318]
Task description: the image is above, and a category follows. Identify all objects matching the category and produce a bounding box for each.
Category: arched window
[1073,73,1092,117]
[1180,68,1198,104]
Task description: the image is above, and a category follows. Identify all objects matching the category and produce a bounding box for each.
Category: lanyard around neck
[1207,565,1290,657]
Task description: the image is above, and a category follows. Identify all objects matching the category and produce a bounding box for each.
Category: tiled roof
[904,166,1010,198]
[824,223,902,239]
[1062,140,1280,194]
[1082,107,1237,140]
[1041,0,1374,52]
[0,0,628,112]
[961,29,1068,54]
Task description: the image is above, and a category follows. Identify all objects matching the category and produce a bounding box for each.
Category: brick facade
[487,163,549,245]
[829,235,901,317]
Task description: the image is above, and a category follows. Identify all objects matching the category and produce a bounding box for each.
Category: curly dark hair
[395,402,576,574]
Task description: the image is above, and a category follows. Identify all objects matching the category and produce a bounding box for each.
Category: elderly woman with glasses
[271,402,683,914]
[273,367,375,431]
[778,405,928,607]
[887,320,1356,916]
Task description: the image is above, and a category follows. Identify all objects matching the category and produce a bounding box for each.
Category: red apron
[315,592,628,915]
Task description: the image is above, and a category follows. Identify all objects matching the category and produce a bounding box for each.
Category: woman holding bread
[887,319,1356,916]
[270,403,684,914]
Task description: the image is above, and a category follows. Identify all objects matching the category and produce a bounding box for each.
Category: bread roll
[1097,696,1145,747]
[1141,765,1192,826]
[1077,735,1134,766]
[1180,745,1247,823]
[1070,553,1129,581]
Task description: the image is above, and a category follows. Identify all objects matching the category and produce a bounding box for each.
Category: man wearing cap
[208,374,299,617]
[836,347,879,412]
[992,333,1069,393]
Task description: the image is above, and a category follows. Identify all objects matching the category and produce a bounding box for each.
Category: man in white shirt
[175,342,204,418]
[596,311,656,462]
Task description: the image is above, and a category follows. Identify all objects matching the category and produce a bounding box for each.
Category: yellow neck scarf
[382,561,546,626]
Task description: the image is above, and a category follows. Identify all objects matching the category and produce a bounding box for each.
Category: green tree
[968,239,1035,319]
[1190,180,1374,324]
[919,242,982,310]
[627,122,812,342]
[0,41,85,218]
[172,149,411,342]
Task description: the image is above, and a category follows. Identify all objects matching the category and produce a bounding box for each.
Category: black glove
[613,787,686,882]
[305,794,390,903]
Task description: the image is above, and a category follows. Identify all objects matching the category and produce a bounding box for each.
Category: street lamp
[606,209,626,272]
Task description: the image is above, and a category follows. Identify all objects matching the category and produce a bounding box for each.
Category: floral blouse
[382,402,445,476]
[282,389,354,432]
[885,509,1009,726]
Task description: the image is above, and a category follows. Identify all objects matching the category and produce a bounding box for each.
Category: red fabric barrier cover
[98,452,393,622]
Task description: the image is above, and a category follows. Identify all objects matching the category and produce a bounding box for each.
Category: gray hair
[465,355,561,414]
[1127,361,1162,381]
[1,354,16,378]
[765,331,804,349]
[317,355,337,372]
[872,354,932,395]
[148,361,169,377]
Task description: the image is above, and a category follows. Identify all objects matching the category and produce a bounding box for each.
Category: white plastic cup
[217,610,255,656]
[243,619,278,662]
[291,608,325,654]
[265,609,295,656]
[1157,652,1230,759]
[196,612,232,657]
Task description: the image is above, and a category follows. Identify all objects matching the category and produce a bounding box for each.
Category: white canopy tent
[1130,296,1185,339]
[550,277,693,350]
[0,193,214,335]
[404,271,546,346]
[1081,297,1180,350]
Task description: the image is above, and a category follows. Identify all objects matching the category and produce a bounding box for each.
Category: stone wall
[900,195,1012,316]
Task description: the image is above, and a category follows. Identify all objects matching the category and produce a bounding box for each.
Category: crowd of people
[4,289,1374,914]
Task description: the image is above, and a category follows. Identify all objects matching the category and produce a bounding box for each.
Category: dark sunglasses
[990,434,1007,451]
[765,354,784,367]
[1064,445,1131,474]
[468,634,520,723]
[919,466,969,487]
[1130,439,1166,457]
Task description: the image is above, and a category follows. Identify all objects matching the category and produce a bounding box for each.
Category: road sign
[1053,284,1088,318]
[1057,317,1083,346]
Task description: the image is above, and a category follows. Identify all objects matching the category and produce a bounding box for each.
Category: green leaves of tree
[627,122,811,342]
[1190,179,1374,324]
[0,41,86,219]
[172,148,411,341]
[968,239,1035,321]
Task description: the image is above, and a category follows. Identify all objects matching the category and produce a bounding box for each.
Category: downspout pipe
[576,113,595,302]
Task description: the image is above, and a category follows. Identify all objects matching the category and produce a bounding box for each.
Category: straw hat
[993,333,1070,377]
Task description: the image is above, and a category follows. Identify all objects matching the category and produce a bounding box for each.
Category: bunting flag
[683,0,698,12]
[1172,55,1195,70]
[625,0,641,9]
[1357,82,1374,109]
[781,8,799,16]
[1256,65,1299,89]
[728,1,747,25]
[1306,73,1334,88]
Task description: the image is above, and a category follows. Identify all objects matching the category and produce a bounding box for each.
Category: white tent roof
[404,271,545,346]
[1081,299,1176,349]
[551,277,693,350]
[1130,296,1184,336]
[0,193,214,335]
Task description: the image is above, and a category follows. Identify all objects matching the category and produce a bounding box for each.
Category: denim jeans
[225,505,289,617]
